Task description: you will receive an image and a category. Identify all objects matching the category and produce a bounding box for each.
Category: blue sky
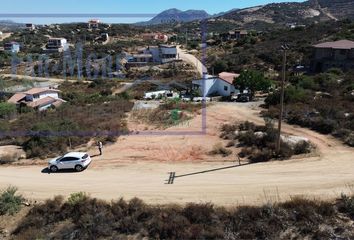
[0,0,305,24]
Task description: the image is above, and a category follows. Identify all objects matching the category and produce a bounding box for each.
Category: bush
[0,154,18,165]
[11,193,354,239]
[0,186,24,215]
[338,194,354,219]
[67,192,89,206]
[209,143,232,157]
[293,141,311,155]
[0,102,16,119]
[249,148,273,163]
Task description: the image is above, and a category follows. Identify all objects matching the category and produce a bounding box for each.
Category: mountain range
[139,0,354,26]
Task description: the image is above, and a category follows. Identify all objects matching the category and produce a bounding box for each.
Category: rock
[254,131,266,138]
[281,135,310,147]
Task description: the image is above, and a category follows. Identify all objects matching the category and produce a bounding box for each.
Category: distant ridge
[137,8,210,25]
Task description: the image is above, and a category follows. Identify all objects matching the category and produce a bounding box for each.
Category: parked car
[181,94,192,102]
[193,97,211,102]
[236,93,251,102]
[48,152,92,172]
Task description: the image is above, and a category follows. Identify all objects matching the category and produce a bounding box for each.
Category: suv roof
[63,152,87,158]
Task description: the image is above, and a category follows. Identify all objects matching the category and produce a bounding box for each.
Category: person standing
[97,141,103,156]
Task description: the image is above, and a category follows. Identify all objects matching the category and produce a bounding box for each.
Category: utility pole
[276,44,289,154]
[185,29,188,47]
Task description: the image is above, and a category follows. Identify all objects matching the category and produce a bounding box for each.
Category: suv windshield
[82,154,89,159]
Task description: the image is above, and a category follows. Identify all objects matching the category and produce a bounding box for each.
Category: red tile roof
[23,87,60,95]
[7,93,26,104]
[26,96,65,108]
[313,40,354,49]
[218,72,240,84]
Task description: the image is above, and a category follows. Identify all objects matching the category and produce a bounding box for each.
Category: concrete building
[221,30,248,41]
[88,19,100,29]
[159,45,178,64]
[44,38,69,53]
[311,40,354,72]
[127,45,178,67]
[4,42,20,53]
[25,23,36,31]
[192,74,236,97]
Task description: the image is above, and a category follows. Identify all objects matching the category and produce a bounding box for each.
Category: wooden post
[276,45,288,154]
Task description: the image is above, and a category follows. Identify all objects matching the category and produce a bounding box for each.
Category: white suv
[48,152,92,172]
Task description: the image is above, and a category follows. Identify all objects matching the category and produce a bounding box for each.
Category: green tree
[212,60,228,74]
[0,102,17,119]
[234,70,272,94]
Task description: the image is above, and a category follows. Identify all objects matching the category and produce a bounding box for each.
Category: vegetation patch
[0,81,133,158]
[9,193,354,239]
[220,120,311,163]
[131,99,202,128]
[0,187,24,216]
[264,70,354,147]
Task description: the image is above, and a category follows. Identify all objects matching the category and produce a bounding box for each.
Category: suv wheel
[75,165,84,172]
[50,166,58,172]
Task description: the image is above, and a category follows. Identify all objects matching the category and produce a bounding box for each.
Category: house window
[224,86,228,91]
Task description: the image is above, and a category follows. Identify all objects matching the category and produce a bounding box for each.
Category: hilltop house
[127,44,178,67]
[25,23,36,31]
[44,38,69,53]
[8,87,65,111]
[4,42,20,53]
[311,40,354,72]
[221,30,248,41]
[88,19,100,29]
[192,72,240,97]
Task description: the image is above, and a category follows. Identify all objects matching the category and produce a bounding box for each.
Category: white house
[4,42,20,53]
[192,73,239,97]
[8,87,65,111]
[88,19,100,29]
[129,45,178,65]
[159,45,178,64]
[44,38,69,53]
[25,23,36,31]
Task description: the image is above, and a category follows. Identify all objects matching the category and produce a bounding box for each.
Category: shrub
[0,154,18,165]
[0,102,16,119]
[293,141,311,155]
[344,133,354,147]
[249,148,273,163]
[67,192,89,206]
[209,143,232,157]
[0,186,24,215]
[338,194,354,219]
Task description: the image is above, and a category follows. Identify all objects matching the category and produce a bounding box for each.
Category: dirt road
[1,74,90,84]
[0,102,353,206]
[177,46,206,77]
[0,32,12,41]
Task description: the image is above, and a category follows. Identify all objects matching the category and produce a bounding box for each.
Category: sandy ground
[0,102,353,206]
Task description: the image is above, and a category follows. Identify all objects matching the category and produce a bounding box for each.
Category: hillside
[138,8,210,25]
[0,20,24,31]
[215,0,354,28]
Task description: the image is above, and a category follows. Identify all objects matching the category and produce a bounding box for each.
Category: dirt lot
[0,102,353,206]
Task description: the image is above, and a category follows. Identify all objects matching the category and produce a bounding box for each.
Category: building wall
[37,92,59,100]
[314,48,332,60]
[144,47,160,63]
[333,49,350,61]
[312,47,354,72]
[38,103,53,111]
[193,78,234,97]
